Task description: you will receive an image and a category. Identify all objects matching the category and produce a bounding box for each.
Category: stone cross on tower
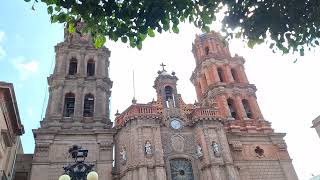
[160,63,166,71]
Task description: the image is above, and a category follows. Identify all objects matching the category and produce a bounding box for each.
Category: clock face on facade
[170,119,182,129]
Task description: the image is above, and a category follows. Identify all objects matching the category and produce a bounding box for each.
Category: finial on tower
[132,70,137,104]
[160,63,166,71]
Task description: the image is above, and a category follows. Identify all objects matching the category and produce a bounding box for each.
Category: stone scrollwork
[171,135,185,152]
[230,141,243,151]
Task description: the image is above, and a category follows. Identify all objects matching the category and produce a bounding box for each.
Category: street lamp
[58,145,99,180]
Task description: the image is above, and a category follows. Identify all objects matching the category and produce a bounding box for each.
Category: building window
[217,67,224,82]
[169,159,194,180]
[68,58,77,75]
[231,68,239,82]
[205,46,210,55]
[227,98,237,119]
[64,93,75,117]
[242,99,252,118]
[83,94,94,117]
[165,86,173,100]
[87,59,95,76]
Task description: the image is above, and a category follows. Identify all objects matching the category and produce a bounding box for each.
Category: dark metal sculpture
[61,145,95,180]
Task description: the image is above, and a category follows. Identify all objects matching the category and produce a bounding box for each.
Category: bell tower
[153,63,180,109]
[30,22,115,180]
[191,32,264,122]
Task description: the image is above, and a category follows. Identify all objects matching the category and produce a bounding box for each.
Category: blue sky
[0,0,62,153]
[1,1,320,179]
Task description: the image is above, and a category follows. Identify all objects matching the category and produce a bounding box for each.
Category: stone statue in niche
[120,146,127,164]
[196,144,203,158]
[145,140,153,155]
[212,141,221,157]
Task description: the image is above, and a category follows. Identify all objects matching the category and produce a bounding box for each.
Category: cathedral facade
[18,26,298,180]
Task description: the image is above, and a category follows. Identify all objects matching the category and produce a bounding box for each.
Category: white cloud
[12,56,40,80]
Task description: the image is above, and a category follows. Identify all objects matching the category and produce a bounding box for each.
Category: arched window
[205,46,210,55]
[231,68,239,82]
[217,67,224,82]
[165,86,173,100]
[242,99,252,118]
[227,98,237,119]
[169,159,194,180]
[68,58,77,75]
[64,93,75,117]
[87,59,95,76]
[83,94,94,117]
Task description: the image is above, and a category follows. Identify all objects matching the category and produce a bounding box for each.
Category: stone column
[205,168,213,179]
[95,88,103,118]
[210,165,224,180]
[74,86,84,119]
[225,65,234,83]
[155,167,166,180]
[79,52,85,76]
[211,64,220,83]
[235,96,247,120]
[199,76,208,93]
[204,68,213,86]
[138,167,148,180]
[132,169,139,180]
[52,86,63,115]
[96,55,102,77]
[216,127,240,180]
[215,95,229,117]
[248,96,263,120]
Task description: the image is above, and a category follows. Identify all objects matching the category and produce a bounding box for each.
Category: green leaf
[172,25,179,33]
[68,23,75,33]
[147,28,155,37]
[315,40,319,45]
[121,36,128,43]
[201,26,210,33]
[299,48,304,56]
[24,0,31,2]
[137,42,142,50]
[94,35,106,48]
[247,40,255,49]
[47,6,53,14]
[55,6,61,12]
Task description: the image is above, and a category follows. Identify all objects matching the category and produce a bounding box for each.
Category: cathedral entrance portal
[169,159,194,180]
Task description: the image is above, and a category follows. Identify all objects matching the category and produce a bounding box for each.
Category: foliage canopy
[26,0,318,55]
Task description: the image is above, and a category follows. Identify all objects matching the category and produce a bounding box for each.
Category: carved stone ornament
[171,135,185,152]
[99,141,112,150]
[196,144,204,159]
[276,142,287,151]
[145,140,153,156]
[254,146,265,158]
[211,141,221,157]
[230,141,243,151]
[35,143,50,157]
[120,146,127,165]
